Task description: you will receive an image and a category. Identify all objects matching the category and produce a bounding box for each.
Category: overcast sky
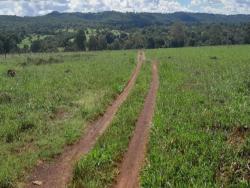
[0,0,250,16]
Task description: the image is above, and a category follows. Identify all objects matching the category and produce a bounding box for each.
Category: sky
[0,0,250,16]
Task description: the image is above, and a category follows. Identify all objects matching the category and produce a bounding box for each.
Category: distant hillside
[1,11,250,33]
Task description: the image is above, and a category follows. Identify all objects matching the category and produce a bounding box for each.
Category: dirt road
[114,60,159,188]
[26,51,145,188]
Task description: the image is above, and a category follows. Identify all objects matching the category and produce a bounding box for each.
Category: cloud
[0,0,69,16]
[67,0,188,13]
[190,0,250,14]
[0,0,249,16]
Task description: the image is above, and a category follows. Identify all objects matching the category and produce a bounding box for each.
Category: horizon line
[1,10,250,17]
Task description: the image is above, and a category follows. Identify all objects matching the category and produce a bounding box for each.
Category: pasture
[0,50,136,187]
[141,45,250,187]
[0,45,249,188]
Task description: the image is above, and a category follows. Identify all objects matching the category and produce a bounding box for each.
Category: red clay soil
[115,60,159,188]
[26,51,145,188]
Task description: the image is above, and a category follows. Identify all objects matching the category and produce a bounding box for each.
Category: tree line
[1,22,250,56]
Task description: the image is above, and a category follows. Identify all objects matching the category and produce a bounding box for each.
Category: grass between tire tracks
[70,60,151,188]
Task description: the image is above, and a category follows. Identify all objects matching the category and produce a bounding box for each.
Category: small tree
[147,37,155,49]
[0,39,3,54]
[244,25,250,44]
[75,30,86,51]
[170,22,186,47]
[31,40,42,53]
[88,35,98,51]
[97,35,107,50]
[105,32,115,44]
[208,24,223,45]
[3,37,17,58]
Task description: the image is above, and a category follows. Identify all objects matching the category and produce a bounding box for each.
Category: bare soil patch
[228,126,249,148]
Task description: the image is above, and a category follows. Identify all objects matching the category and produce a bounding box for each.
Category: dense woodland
[0,11,250,55]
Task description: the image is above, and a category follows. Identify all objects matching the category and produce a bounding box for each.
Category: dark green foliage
[244,25,250,43]
[30,40,42,52]
[105,32,115,44]
[97,35,108,50]
[88,35,98,51]
[170,22,186,47]
[0,40,3,54]
[75,30,86,51]
[146,37,155,49]
[0,11,250,53]
[1,11,250,33]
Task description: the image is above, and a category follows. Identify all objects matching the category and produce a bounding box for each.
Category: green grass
[0,50,136,187]
[70,61,151,188]
[1,45,249,188]
[141,45,250,187]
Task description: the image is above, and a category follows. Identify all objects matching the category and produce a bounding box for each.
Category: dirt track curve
[115,60,159,188]
[26,51,145,188]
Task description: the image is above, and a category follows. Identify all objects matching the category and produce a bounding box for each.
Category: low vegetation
[0,45,249,187]
[0,50,136,187]
[141,45,250,187]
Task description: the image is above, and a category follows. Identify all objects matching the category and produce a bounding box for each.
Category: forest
[0,11,250,55]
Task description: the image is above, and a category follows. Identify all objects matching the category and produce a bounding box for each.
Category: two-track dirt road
[115,60,159,188]
[26,51,145,188]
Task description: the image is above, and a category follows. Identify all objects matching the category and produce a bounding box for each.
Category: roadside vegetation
[70,60,151,188]
[141,45,250,187]
[0,50,136,187]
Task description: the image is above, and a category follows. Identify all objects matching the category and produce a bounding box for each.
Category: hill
[1,11,250,32]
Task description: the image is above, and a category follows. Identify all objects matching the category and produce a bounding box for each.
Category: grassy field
[0,45,249,188]
[70,59,151,188]
[141,46,250,187]
[0,50,136,187]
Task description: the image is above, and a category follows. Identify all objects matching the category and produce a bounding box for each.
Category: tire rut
[114,60,159,188]
[25,51,145,188]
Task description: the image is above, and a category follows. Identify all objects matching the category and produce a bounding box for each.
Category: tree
[120,32,128,40]
[75,30,86,51]
[244,25,250,44]
[23,44,29,53]
[31,40,42,52]
[97,35,107,50]
[0,39,3,54]
[3,37,17,58]
[154,38,165,48]
[109,39,120,50]
[105,32,115,44]
[132,33,145,49]
[208,25,223,45]
[170,22,186,47]
[147,37,155,49]
[88,35,98,51]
